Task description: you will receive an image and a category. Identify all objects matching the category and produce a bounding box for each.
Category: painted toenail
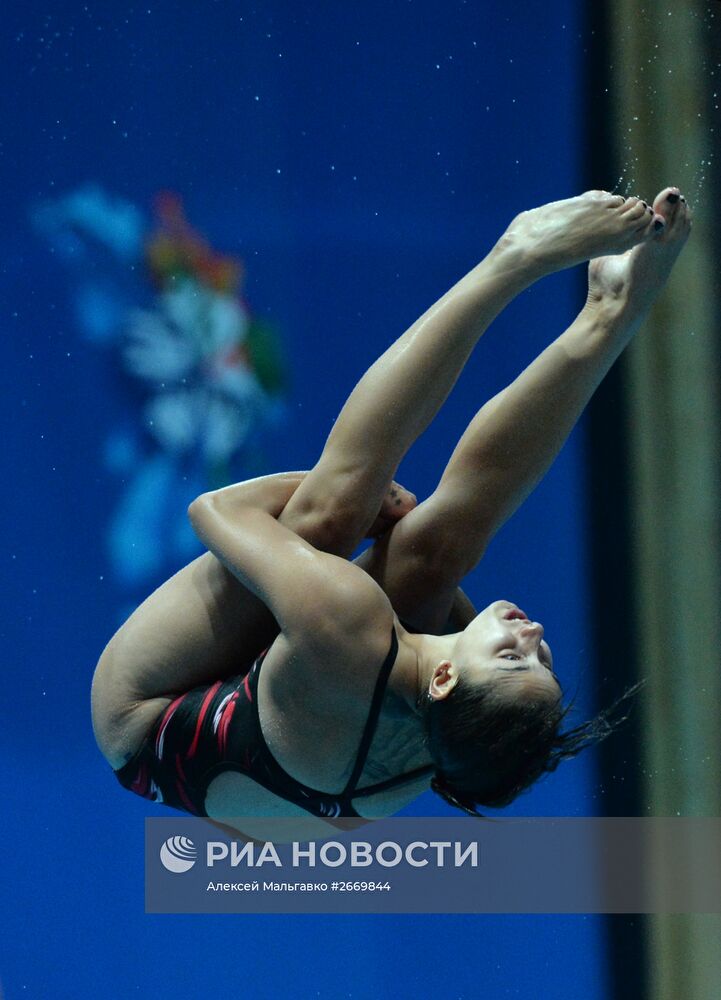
[654,219,665,231]
[667,193,680,204]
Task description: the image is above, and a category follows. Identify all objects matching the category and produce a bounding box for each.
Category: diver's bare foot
[493,190,663,277]
[584,186,692,330]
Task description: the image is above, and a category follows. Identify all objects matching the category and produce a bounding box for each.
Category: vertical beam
[585,2,648,993]
[608,2,721,997]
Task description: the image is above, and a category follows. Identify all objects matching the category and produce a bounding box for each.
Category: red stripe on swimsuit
[217,692,239,757]
[187,680,222,759]
[155,693,188,756]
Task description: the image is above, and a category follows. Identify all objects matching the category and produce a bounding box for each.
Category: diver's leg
[356,188,691,632]
[278,192,660,556]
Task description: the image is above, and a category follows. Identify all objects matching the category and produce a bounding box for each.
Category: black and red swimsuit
[113,627,434,819]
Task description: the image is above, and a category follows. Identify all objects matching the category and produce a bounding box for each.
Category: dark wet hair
[421,674,643,817]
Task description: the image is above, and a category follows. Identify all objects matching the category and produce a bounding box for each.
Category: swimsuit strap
[340,627,400,799]
[348,763,436,799]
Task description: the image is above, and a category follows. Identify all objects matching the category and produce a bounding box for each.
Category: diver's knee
[401,492,475,582]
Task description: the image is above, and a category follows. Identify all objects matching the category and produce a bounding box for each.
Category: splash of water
[611,4,718,208]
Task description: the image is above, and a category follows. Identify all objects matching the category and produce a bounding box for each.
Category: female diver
[91,187,691,836]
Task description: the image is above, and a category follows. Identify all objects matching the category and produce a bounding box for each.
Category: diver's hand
[366,482,417,538]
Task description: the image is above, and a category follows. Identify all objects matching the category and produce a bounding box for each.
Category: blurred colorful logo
[32,185,288,603]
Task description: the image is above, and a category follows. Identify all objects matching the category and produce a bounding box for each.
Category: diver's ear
[428,660,457,701]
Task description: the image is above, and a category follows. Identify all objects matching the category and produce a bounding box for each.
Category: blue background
[1,2,610,997]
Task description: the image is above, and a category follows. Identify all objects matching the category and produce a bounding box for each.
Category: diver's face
[451,600,560,699]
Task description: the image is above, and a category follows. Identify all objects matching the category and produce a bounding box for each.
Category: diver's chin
[495,599,528,621]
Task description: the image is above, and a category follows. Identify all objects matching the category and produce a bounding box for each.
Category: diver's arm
[200,472,308,520]
[188,493,392,645]
[194,472,417,548]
